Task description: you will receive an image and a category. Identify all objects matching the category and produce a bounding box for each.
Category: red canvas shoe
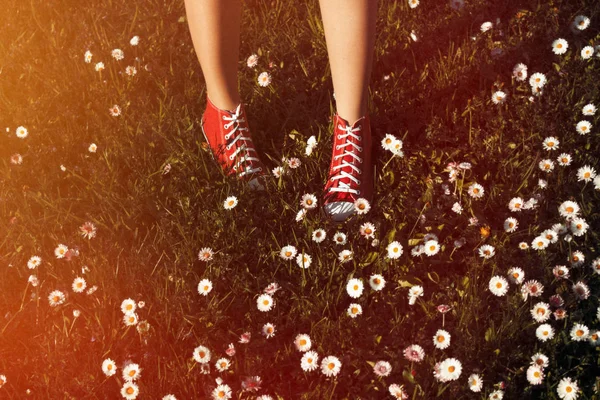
[200,96,267,190]
[323,114,374,221]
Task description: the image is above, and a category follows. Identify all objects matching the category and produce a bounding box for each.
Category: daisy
[369,274,386,291]
[247,54,258,68]
[489,276,508,296]
[408,0,419,9]
[438,358,462,381]
[576,120,591,135]
[589,331,600,345]
[338,250,353,263]
[531,302,551,323]
[295,209,307,222]
[28,275,39,287]
[109,105,121,116]
[573,15,590,30]
[557,153,572,166]
[411,245,424,256]
[467,183,484,199]
[536,324,554,342]
[346,278,364,298]
[570,217,589,236]
[423,240,440,256]
[354,198,371,214]
[507,267,525,284]
[125,66,137,76]
[531,236,549,250]
[591,258,600,274]
[223,196,238,210]
[72,277,86,293]
[572,281,590,300]
[54,244,69,259]
[538,178,547,189]
[542,136,559,151]
[122,363,142,381]
[198,247,214,262]
[570,250,585,266]
[294,334,311,352]
[287,157,301,169]
[312,229,326,243]
[557,377,579,400]
[582,103,596,116]
[491,91,506,104]
[408,285,423,305]
[581,46,594,59]
[321,356,341,377]
[538,159,554,173]
[257,294,274,312]
[102,358,117,376]
[387,241,403,259]
[468,374,483,392]
[121,382,139,399]
[263,282,280,295]
[403,344,425,362]
[262,323,276,338]
[451,202,463,214]
[79,221,97,239]
[301,351,319,372]
[84,50,92,63]
[529,72,547,88]
[300,193,317,209]
[280,245,297,260]
[522,280,544,300]
[489,390,504,399]
[112,49,124,60]
[433,329,451,349]
[215,358,231,372]
[552,223,568,234]
[504,217,518,232]
[16,126,28,138]
[123,313,138,326]
[513,63,528,81]
[295,253,312,269]
[163,396,177,400]
[257,72,271,87]
[272,166,284,178]
[508,197,524,211]
[27,256,41,270]
[198,279,213,296]
[480,21,493,32]
[212,384,232,400]
[551,38,568,55]
[519,242,529,250]
[333,232,347,245]
[10,153,23,165]
[526,365,544,385]
[558,201,580,219]
[48,290,66,307]
[305,135,317,156]
[239,332,251,344]
[95,62,105,72]
[478,244,495,259]
[130,35,139,45]
[241,376,262,392]
[549,294,564,308]
[381,134,397,151]
[373,360,392,377]
[553,265,569,279]
[576,165,596,182]
[193,345,211,363]
[359,222,376,239]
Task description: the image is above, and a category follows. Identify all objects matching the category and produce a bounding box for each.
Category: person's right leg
[184,0,241,111]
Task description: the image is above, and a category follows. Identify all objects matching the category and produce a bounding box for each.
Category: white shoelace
[328,124,363,195]
[222,104,262,177]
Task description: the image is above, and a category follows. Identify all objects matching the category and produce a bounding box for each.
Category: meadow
[1,0,600,398]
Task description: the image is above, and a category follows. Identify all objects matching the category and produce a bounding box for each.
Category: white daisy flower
[223,196,238,210]
[381,134,397,151]
[530,302,551,323]
[123,313,138,326]
[95,62,105,71]
[542,136,559,151]
[373,360,392,377]
[508,197,524,212]
[84,50,93,63]
[582,103,596,116]
[347,303,362,318]
[72,277,87,293]
[295,208,307,222]
[198,247,214,262]
[101,357,117,377]
[247,54,258,68]
[558,200,580,219]
[408,0,419,8]
[489,276,508,296]
[467,183,484,199]
[408,285,423,305]
[54,244,69,259]
[387,241,403,259]
[531,353,548,368]
[346,278,364,298]
[198,279,213,296]
[215,358,231,372]
[212,384,232,400]
[438,358,462,381]
[572,281,590,300]
[359,222,376,239]
[294,334,311,352]
[333,232,347,245]
[526,365,544,385]
[120,299,136,314]
[538,159,554,173]
[593,175,600,189]
[507,267,525,284]
[570,250,585,266]
[272,166,284,178]
[122,363,142,381]
[573,15,590,31]
[551,38,568,55]
[369,274,385,291]
[540,229,558,243]
[451,202,463,214]
[296,253,312,269]
[557,153,572,166]
[468,374,483,392]
[478,244,495,259]
[433,329,451,349]
[480,21,493,32]
[300,193,317,209]
[111,48,124,60]
[320,356,341,377]
[531,236,549,250]
[389,384,408,398]
[570,217,588,236]
[576,120,592,135]
[256,294,274,312]
[576,165,596,182]
[581,46,594,59]
[354,198,371,214]
[130,35,140,46]
[257,72,271,87]
[529,72,547,88]
[27,256,42,270]
[338,250,353,264]
[513,63,528,81]
[301,351,319,371]
[121,382,139,400]
[125,66,137,76]
[193,345,211,364]
[423,240,440,256]
[280,245,297,260]
[504,217,518,232]
[262,322,276,337]
[518,242,529,250]
[491,91,506,104]
[538,179,547,189]
[535,324,554,342]
[312,229,326,243]
[557,377,578,400]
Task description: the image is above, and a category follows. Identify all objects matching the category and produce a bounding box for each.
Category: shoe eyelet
[337,134,342,139]
[336,145,340,150]
[257,167,262,172]
[357,190,361,195]
[222,116,226,120]
[358,137,362,141]
[357,180,361,185]
[358,147,363,152]
[358,170,362,175]
[229,155,234,161]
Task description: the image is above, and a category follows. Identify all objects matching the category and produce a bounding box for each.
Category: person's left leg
[318,0,378,221]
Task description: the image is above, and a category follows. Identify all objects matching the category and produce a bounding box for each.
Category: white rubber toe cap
[324,202,355,222]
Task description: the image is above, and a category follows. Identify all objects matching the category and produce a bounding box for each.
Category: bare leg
[184,0,242,111]
[318,0,377,124]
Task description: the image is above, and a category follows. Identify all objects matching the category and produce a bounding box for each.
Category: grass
[1,0,600,398]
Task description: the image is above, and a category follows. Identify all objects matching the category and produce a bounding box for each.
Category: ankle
[207,93,241,113]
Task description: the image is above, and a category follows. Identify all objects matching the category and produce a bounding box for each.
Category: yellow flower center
[584,172,590,178]
[566,387,572,393]
[473,188,479,193]
[126,387,134,395]
[285,251,291,257]
[299,339,306,346]
[128,370,136,377]
[437,335,445,342]
[448,366,455,373]
[307,358,313,363]
[430,245,435,251]
[353,285,358,291]
[496,282,502,289]
[306,199,313,205]
[263,300,269,305]
[53,296,60,302]
[534,371,540,378]
[373,278,380,284]
[107,364,113,370]
[576,329,583,336]
[351,307,358,314]
[204,285,209,291]
[199,351,205,358]
[328,362,335,370]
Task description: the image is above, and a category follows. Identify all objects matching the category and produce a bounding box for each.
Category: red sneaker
[323,114,374,221]
[200,96,267,190]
